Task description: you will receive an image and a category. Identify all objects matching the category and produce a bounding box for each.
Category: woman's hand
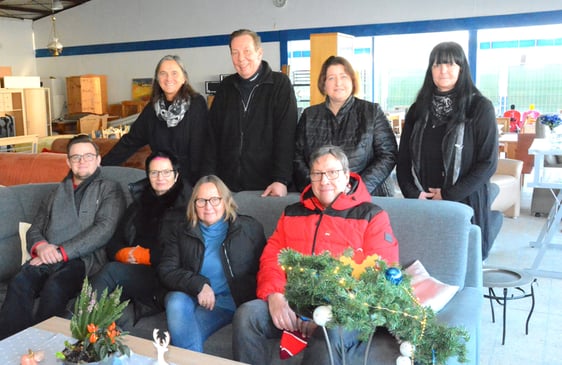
[428,188,443,200]
[419,188,443,200]
[197,284,216,310]
[418,191,435,200]
[267,293,298,331]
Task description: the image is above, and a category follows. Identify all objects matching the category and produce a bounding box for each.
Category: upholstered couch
[0,164,482,364]
[50,137,151,170]
[0,138,150,187]
[491,158,524,218]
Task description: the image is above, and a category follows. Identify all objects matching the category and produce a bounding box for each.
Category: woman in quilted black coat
[294,56,397,196]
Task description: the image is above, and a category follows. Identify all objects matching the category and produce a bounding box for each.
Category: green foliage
[279,249,469,364]
[56,278,130,362]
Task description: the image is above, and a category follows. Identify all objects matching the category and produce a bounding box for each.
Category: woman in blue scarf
[158,175,266,351]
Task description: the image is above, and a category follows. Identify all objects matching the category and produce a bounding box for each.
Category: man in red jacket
[232,145,399,365]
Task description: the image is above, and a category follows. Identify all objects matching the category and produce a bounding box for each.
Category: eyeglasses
[195,197,222,208]
[148,169,175,178]
[310,169,344,182]
[68,153,98,163]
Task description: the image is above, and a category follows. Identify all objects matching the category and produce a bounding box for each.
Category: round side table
[483,266,537,345]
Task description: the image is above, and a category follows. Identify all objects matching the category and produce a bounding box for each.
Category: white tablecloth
[0,326,170,365]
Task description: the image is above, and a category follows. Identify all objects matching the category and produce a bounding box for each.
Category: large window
[287,31,468,112]
[372,31,468,111]
[477,24,562,115]
[286,23,562,117]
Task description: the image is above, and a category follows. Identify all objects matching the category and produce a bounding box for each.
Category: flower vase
[548,128,562,147]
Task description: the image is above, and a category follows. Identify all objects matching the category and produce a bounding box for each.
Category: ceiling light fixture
[51,0,63,11]
[47,15,63,56]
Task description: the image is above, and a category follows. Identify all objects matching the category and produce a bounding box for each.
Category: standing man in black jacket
[206,29,298,196]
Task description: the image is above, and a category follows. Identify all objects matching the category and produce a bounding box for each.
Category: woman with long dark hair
[397,41,498,259]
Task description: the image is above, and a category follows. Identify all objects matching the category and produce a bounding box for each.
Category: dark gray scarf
[154,96,190,128]
[430,91,456,127]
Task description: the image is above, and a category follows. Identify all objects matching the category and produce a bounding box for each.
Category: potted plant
[55,278,130,364]
[538,113,562,145]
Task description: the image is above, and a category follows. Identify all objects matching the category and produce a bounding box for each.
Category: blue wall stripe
[36,9,562,59]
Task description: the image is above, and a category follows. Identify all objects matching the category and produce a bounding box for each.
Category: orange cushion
[0,152,68,186]
[50,137,149,170]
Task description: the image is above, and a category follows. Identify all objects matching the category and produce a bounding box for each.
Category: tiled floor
[480,180,562,365]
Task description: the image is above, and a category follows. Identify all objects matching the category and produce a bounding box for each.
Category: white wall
[0,18,35,76]
[2,0,562,104]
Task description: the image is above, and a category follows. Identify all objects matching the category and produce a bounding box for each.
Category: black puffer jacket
[105,177,192,267]
[294,96,397,196]
[158,215,266,307]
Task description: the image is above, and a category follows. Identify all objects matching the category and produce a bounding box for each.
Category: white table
[527,138,562,278]
[0,317,246,365]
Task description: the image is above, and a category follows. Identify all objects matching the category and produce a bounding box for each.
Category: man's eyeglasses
[68,153,98,163]
[310,169,343,182]
[195,197,222,208]
[148,169,175,178]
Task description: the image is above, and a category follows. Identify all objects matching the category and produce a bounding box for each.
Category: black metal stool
[483,266,537,345]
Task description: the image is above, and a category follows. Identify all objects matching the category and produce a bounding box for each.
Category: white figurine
[153,329,170,365]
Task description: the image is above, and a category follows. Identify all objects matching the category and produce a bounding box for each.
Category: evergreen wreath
[279,249,469,364]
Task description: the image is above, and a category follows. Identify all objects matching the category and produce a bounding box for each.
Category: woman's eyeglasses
[148,169,175,178]
[309,169,343,182]
[195,197,222,208]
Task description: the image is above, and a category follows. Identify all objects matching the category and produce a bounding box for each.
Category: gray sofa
[0,167,482,364]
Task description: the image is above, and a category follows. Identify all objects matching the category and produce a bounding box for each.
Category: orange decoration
[339,253,380,279]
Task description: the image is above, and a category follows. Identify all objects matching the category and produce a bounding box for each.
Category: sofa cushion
[405,260,459,312]
[373,197,471,288]
[50,137,151,170]
[0,186,26,281]
[18,222,32,265]
[0,152,68,186]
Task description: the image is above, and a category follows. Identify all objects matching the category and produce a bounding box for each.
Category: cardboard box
[3,76,41,88]
[0,66,12,78]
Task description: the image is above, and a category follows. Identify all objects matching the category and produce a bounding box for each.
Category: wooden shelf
[0,88,52,137]
[66,75,108,115]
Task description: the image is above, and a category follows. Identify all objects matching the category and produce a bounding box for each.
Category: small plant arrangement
[55,278,130,363]
[279,249,469,364]
[538,113,562,132]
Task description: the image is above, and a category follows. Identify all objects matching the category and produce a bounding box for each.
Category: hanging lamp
[47,0,63,56]
[47,15,63,56]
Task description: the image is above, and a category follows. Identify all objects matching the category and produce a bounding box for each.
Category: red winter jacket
[256,173,399,300]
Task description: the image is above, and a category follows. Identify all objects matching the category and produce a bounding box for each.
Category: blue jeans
[165,291,234,352]
[232,299,381,365]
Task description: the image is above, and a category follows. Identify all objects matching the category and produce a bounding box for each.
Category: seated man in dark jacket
[0,134,126,339]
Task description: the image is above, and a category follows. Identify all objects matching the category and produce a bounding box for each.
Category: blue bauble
[385,267,403,285]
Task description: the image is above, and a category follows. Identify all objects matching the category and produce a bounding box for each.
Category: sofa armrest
[495,158,523,179]
[465,225,483,288]
[437,286,482,365]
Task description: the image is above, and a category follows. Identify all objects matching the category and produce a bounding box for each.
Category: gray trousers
[232,299,379,365]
